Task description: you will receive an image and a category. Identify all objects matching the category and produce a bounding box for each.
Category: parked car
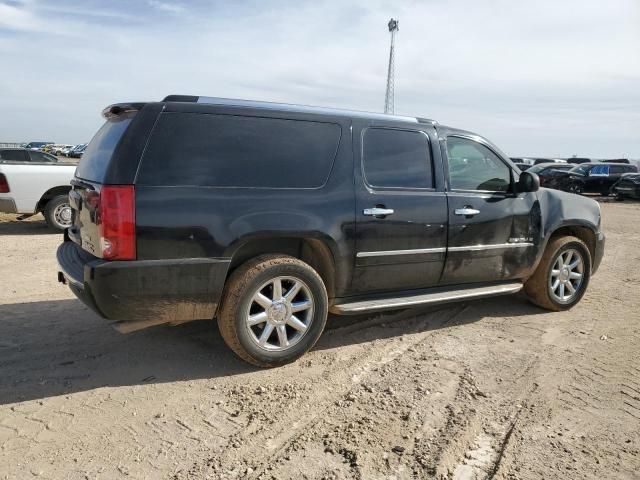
[532,158,566,165]
[48,144,73,155]
[68,144,87,158]
[60,145,76,156]
[567,157,591,164]
[0,148,76,230]
[24,141,54,151]
[611,173,640,200]
[511,157,536,166]
[514,162,531,171]
[57,95,605,367]
[526,163,574,189]
[598,158,630,164]
[558,163,638,195]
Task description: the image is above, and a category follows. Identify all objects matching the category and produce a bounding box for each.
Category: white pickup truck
[0,148,76,231]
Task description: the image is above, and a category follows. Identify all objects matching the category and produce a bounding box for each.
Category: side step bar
[330,282,523,315]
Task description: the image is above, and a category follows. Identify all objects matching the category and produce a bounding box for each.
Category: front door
[352,121,448,295]
[441,135,539,285]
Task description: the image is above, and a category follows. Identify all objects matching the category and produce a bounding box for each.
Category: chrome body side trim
[356,247,446,258]
[356,243,532,258]
[448,242,533,252]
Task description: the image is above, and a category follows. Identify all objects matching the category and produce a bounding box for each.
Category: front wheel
[44,195,73,231]
[524,236,591,311]
[567,182,583,195]
[217,255,328,367]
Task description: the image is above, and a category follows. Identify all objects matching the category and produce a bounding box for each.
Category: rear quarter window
[75,115,134,182]
[136,113,341,188]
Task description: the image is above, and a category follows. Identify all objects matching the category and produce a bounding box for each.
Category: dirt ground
[0,201,639,480]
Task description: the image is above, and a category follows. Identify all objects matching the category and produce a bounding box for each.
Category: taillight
[0,174,9,193]
[98,185,136,260]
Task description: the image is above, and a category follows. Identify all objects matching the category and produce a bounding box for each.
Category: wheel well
[36,186,71,213]
[227,238,336,299]
[549,226,596,265]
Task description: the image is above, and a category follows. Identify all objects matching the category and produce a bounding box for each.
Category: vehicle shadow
[0,295,546,405]
[0,217,55,236]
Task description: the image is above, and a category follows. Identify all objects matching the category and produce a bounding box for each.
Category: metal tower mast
[384,18,399,114]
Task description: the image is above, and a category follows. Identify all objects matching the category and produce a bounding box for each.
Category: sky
[0,0,639,158]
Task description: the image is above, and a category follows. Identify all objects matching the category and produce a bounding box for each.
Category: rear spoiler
[101,103,146,119]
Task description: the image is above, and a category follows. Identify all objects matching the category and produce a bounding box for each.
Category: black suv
[57,96,605,367]
[558,163,638,195]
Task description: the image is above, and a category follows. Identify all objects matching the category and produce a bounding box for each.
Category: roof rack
[162,95,436,124]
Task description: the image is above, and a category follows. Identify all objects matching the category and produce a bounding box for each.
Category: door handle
[454,207,480,216]
[363,207,395,216]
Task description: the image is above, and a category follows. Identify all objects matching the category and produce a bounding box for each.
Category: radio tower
[384,18,399,114]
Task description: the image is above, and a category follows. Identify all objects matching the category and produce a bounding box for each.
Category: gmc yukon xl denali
[57,95,605,367]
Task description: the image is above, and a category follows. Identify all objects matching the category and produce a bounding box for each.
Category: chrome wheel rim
[549,248,584,304]
[245,276,314,352]
[53,203,73,228]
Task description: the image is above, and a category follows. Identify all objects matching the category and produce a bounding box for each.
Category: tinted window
[75,115,134,182]
[0,149,27,161]
[362,128,433,189]
[28,151,57,162]
[610,165,625,174]
[589,165,609,176]
[138,113,341,188]
[446,137,511,192]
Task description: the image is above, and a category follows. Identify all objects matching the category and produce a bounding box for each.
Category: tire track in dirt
[175,306,468,479]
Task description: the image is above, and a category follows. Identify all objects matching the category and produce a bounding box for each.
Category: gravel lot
[0,202,639,479]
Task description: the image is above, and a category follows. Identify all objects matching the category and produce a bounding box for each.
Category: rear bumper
[57,240,230,327]
[0,198,18,214]
[592,231,605,275]
[613,184,640,198]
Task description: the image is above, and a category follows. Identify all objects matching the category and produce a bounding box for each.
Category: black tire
[43,195,73,231]
[217,255,328,367]
[568,182,583,195]
[524,236,591,311]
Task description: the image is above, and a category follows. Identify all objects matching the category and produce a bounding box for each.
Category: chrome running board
[330,282,523,314]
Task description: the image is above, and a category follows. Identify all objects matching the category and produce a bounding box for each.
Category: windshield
[75,115,133,182]
[527,165,547,174]
[570,165,590,175]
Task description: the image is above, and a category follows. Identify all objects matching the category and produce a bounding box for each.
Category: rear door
[441,135,538,285]
[352,121,448,294]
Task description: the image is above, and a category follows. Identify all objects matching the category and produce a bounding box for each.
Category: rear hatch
[68,108,138,260]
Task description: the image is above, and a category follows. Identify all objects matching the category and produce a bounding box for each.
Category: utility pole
[384,18,399,114]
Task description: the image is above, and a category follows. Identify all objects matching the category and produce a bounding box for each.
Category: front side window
[362,128,433,189]
[446,136,512,192]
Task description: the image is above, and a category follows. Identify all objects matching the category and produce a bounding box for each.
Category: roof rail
[161,94,434,124]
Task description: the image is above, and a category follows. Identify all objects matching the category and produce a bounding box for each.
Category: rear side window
[362,128,433,189]
[137,113,341,188]
[75,115,134,182]
[589,165,609,176]
[0,149,27,161]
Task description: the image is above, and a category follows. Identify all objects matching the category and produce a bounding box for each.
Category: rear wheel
[217,255,328,367]
[44,195,73,231]
[524,236,591,311]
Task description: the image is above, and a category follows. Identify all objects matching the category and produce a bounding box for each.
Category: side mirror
[518,171,540,193]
